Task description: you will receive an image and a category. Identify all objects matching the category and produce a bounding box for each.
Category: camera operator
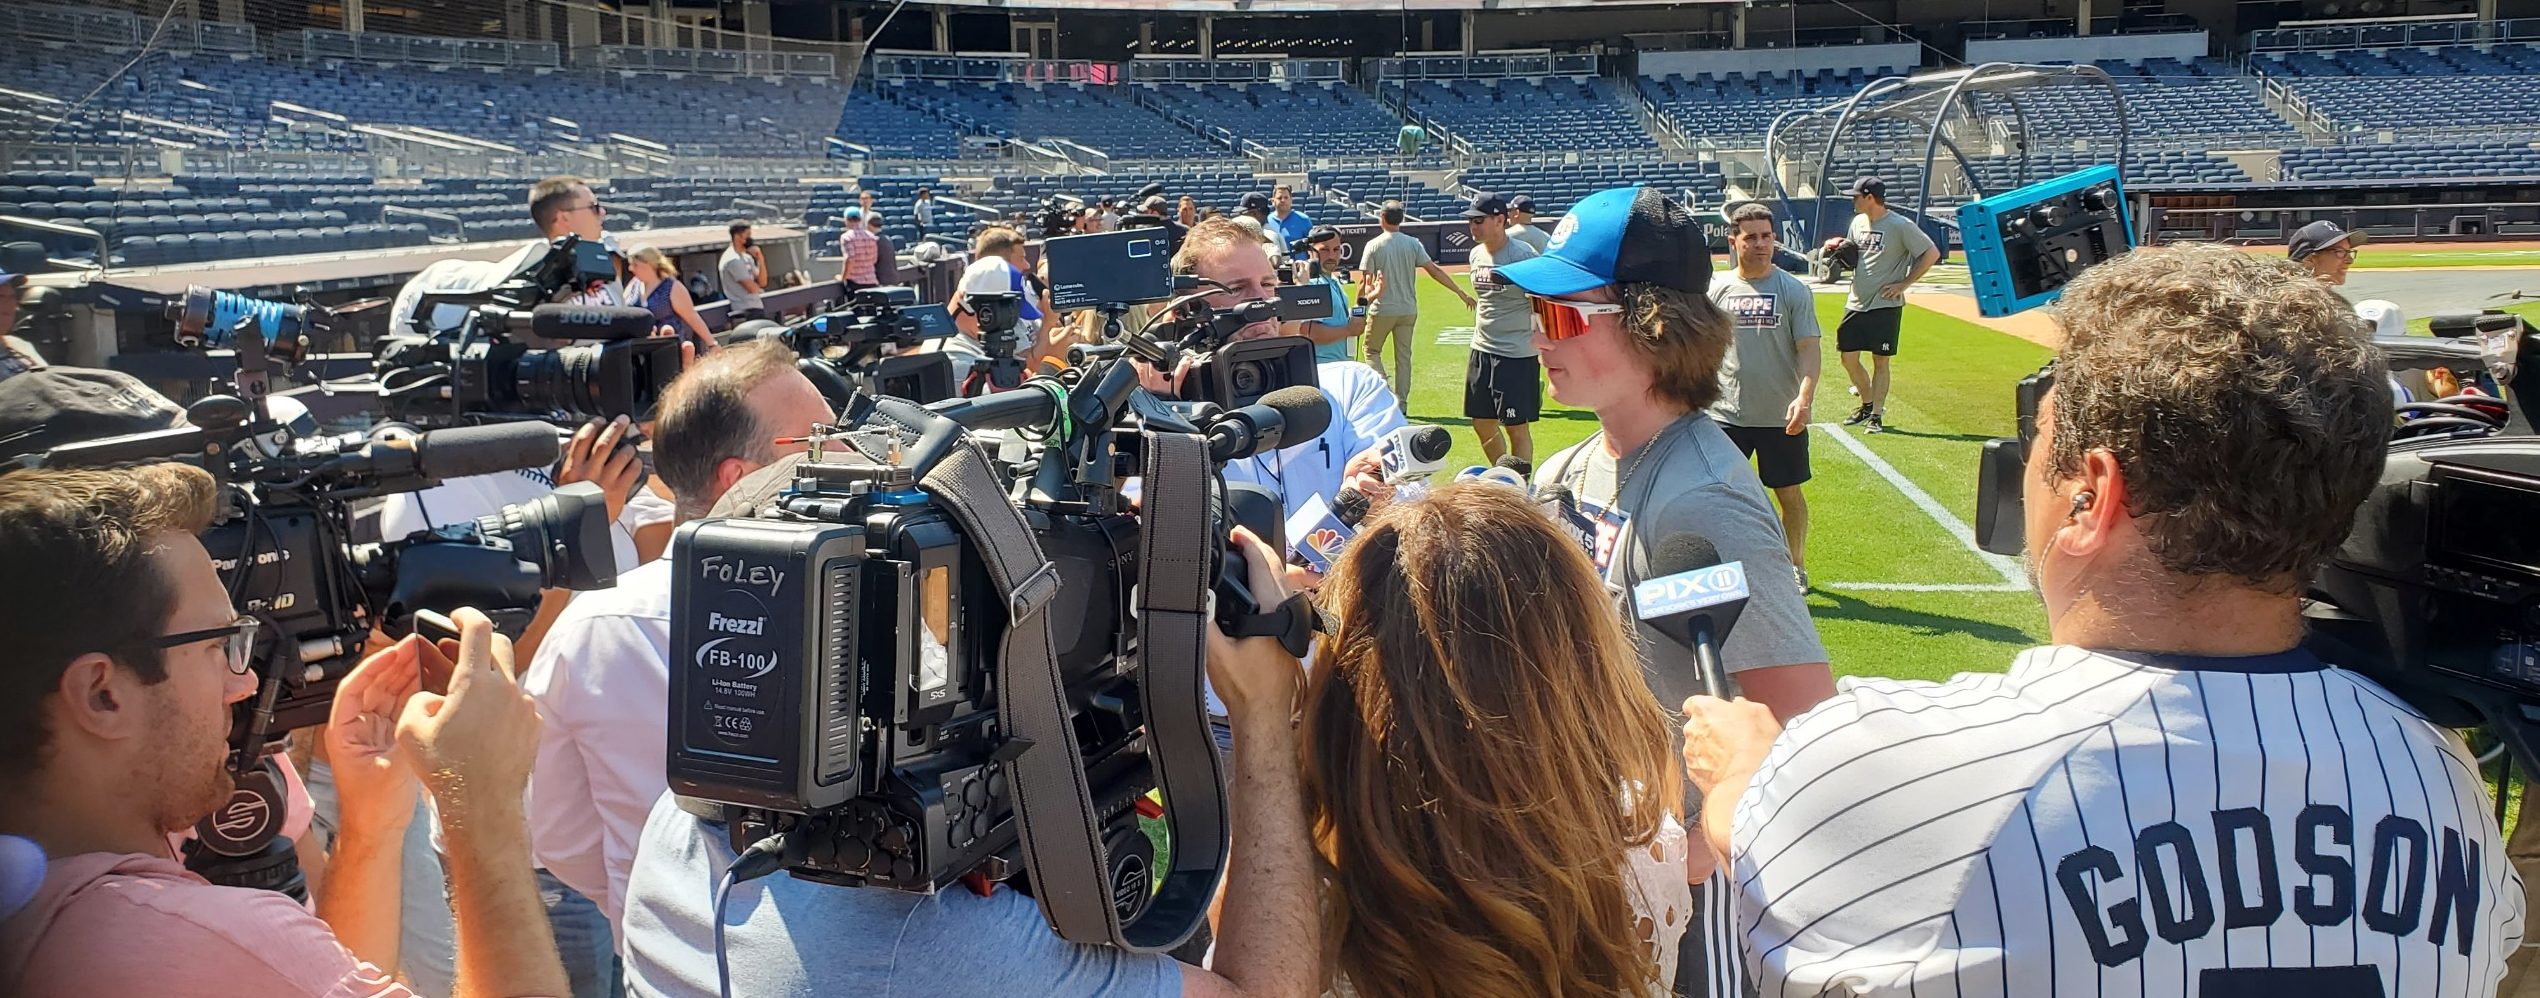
[1679,242,2522,996]
[1300,226,1376,365]
[522,340,834,939]
[1155,218,1407,524]
[0,269,41,382]
[0,463,568,998]
[928,225,1066,387]
[617,486,1321,997]
[389,176,626,338]
[719,221,768,321]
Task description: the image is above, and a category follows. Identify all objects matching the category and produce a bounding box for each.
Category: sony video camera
[22,318,621,896]
[772,285,961,408]
[1972,308,2540,771]
[664,352,1328,952]
[375,235,684,427]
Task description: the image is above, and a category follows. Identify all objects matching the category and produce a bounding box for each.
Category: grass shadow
[1808,588,2038,646]
[1858,426,1995,443]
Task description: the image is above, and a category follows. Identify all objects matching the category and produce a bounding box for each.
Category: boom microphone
[410,421,565,482]
[1206,385,1332,461]
[1633,533,1752,700]
[521,304,660,342]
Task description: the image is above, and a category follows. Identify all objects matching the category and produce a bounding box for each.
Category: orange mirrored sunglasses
[1530,296,1623,341]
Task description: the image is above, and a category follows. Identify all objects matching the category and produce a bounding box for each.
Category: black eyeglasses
[148,616,262,676]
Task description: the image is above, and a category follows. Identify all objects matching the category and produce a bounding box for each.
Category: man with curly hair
[1681,242,2523,997]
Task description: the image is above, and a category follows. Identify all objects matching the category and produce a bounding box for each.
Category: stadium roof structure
[891,0,1737,10]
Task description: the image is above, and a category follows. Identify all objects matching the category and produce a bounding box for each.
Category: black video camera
[1040,229,1319,412]
[22,322,619,896]
[664,354,1328,952]
[775,285,961,408]
[378,235,684,428]
[1973,310,2540,773]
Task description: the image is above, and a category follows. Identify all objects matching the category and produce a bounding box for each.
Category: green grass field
[2354,247,2540,270]
[1341,273,2054,685]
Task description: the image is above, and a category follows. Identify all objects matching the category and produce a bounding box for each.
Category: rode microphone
[1375,424,1452,484]
[1632,533,1752,700]
[409,421,565,482]
[1205,385,1331,462]
[516,304,660,342]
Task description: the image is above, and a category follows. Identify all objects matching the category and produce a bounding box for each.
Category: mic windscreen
[412,421,562,481]
[1406,424,1452,463]
[1493,453,1532,476]
[1334,487,1371,527]
[529,304,658,342]
[1259,385,1331,445]
[1650,532,1726,578]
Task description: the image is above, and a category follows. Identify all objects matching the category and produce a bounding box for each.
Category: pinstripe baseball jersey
[1713,645,2525,998]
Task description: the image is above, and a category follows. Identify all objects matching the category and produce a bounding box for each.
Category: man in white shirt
[1680,242,2523,997]
[388,175,624,339]
[522,339,837,938]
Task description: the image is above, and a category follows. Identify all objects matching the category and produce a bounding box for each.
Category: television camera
[1040,228,1320,413]
[665,340,1331,954]
[1972,307,2540,778]
[374,235,685,428]
[15,298,621,898]
[742,284,964,408]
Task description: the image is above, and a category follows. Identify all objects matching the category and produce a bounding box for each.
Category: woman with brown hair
[1303,482,1692,998]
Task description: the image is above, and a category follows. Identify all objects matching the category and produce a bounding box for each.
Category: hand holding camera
[558,415,641,525]
[1208,526,1308,729]
[397,608,542,825]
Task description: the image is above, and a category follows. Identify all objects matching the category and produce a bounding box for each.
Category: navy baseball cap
[1493,186,1710,297]
[1846,176,1887,199]
[0,367,187,466]
[2287,220,2367,260]
[1239,192,1271,212]
[1460,192,1510,219]
[1508,195,1537,213]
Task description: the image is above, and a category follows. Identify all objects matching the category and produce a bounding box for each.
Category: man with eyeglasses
[0,457,569,998]
[1499,185,1833,998]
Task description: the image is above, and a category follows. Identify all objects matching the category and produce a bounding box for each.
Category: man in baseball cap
[2287,220,2367,286]
[0,366,188,468]
[1505,195,1551,254]
[1500,184,1832,996]
[0,270,42,382]
[1237,192,1286,258]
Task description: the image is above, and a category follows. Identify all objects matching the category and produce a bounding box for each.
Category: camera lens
[513,345,604,418]
[1228,360,1265,399]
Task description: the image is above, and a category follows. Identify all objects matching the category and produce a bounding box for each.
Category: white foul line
[1810,422,2029,588]
[1819,581,2030,593]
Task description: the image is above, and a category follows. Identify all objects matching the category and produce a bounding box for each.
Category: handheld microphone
[1333,487,1371,528]
[1632,534,1752,701]
[1205,386,1331,462]
[1375,424,1452,484]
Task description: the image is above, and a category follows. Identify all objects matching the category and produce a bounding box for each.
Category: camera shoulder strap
[1128,426,1230,952]
[918,436,1116,945]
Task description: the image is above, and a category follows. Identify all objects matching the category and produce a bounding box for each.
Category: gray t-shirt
[1534,414,1827,719]
[1466,238,1539,358]
[1707,268,1823,427]
[719,247,763,312]
[620,794,1182,998]
[1361,230,1429,317]
[1844,209,1936,313]
[1507,222,1552,255]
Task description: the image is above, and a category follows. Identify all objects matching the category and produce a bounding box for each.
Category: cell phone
[413,608,460,645]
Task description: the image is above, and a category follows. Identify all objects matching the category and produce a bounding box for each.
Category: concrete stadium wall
[1963,31,2209,65]
[1639,42,1921,80]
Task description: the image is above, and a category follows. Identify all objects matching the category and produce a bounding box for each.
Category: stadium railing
[2248,17,2540,52]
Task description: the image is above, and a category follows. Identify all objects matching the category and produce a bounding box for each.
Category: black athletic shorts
[1835,307,1904,356]
[1464,349,1542,424]
[1721,423,1813,489]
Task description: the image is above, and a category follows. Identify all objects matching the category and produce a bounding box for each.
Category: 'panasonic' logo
[708,612,766,636]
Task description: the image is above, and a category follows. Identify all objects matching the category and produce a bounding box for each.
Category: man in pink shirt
[837,207,881,290]
[0,459,568,998]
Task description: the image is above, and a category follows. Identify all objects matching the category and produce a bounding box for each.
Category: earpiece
[2069,491,2096,517]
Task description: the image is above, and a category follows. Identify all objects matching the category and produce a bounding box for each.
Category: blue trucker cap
[1493,185,1709,297]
